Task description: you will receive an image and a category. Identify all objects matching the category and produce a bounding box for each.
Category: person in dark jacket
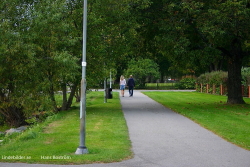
[127,75,135,97]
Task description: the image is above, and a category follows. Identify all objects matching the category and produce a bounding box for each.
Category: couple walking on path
[120,75,135,97]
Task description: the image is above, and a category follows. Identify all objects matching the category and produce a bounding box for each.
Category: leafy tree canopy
[125,58,160,88]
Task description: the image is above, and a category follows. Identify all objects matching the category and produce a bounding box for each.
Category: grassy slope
[0,92,132,164]
[143,91,250,150]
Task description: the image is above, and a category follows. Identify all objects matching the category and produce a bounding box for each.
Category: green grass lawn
[143,91,250,150]
[145,82,177,89]
[0,91,132,164]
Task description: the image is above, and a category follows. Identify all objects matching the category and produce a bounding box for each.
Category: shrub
[196,71,228,86]
[176,78,196,89]
[242,67,250,86]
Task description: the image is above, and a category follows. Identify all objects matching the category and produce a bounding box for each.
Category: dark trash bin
[106,88,112,99]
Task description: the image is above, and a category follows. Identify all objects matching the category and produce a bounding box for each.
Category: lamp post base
[75,146,88,154]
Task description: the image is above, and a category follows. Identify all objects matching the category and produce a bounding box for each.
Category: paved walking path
[1,90,250,167]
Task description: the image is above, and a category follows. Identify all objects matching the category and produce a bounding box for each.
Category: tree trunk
[49,88,58,112]
[66,83,78,109]
[61,83,67,111]
[48,79,57,112]
[227,56,245,104]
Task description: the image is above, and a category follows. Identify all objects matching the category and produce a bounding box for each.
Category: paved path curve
[1,90,250,167]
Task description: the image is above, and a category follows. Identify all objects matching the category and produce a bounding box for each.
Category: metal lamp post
[75,0,88,155]
[110,70,112,88]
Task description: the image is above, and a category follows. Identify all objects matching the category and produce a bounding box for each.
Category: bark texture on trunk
[227,53,245,104]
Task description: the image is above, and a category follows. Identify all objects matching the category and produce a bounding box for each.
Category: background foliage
[1,0,250,127]
[125,58,160,88]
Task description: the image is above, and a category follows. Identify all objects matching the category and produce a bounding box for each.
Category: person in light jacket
[120,75,126,97]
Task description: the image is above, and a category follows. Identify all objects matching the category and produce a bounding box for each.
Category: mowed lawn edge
[143,91,250,151]
[0,91,133,164]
